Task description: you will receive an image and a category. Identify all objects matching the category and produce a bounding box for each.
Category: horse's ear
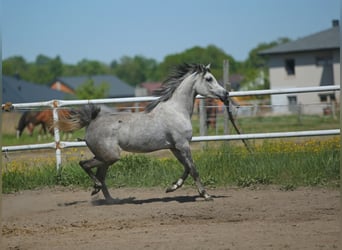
[205,64,211,70]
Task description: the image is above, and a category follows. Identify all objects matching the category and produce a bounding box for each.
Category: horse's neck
[169,79,196,117]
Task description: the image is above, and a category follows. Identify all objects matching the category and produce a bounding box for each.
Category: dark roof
[259,25,340,55]
[55,75,135,98]
[2,75,69,104]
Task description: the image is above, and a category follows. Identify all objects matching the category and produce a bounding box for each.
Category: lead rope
[223,98,253,153]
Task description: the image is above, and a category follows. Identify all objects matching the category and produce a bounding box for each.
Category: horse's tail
[55,104,101,132]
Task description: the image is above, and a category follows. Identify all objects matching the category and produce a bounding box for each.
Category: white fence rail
[3,129,340,152]
[2,85,340,171]
[3,85,340,109]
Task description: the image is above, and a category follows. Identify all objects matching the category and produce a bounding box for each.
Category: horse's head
[192,64,228,102]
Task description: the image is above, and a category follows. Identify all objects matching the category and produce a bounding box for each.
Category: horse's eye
[206,76,213,82]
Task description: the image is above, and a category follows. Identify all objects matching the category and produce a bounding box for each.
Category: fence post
[134,102,140,113]
[52,100,62,174]
[199,98,207,148]
[223,59,230,135]
[331,101,337,120]
[297,103,303,124]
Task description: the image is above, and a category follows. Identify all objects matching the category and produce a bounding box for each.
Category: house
[51,75,135,98]
[259,20,340,114]
[135,82,163,96]
[227,74,243,91]
[2,75,69,104]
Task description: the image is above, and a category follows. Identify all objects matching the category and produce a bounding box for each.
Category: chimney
[332,19,339,27]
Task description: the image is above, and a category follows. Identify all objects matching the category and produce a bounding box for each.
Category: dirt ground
[2,186,340,250]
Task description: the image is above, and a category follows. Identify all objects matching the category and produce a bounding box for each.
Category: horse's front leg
[27,122,34,136]
[168,147,212,201]
[166,148,190,193]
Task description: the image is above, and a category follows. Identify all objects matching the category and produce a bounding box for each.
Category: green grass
[2,137,340,193]
[192,114,339,135]
[194,140,340,189]
[2,165,57,192]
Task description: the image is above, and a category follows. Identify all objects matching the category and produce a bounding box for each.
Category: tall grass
[194,138,340,189]
[3,137,339,193]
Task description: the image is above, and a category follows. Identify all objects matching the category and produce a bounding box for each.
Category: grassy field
[2,137,340,193]
[2,113,340,193]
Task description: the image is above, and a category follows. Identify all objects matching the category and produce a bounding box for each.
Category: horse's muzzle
[218,91,229,103]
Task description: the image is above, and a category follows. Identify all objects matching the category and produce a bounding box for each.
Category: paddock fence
[2,85,340,171]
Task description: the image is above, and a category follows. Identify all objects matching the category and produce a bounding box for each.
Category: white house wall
[268,50,340,114]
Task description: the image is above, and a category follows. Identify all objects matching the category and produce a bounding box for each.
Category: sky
[2,0,340,64]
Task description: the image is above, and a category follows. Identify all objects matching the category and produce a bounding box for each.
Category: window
[316,56,334,86]
[319,93,336,102]
[287,95,297,112]
[285,59,295,75]
[316,56,332,66]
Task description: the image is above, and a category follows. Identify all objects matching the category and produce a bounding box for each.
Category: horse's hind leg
[79,158,107,194]
[94,165,113,200]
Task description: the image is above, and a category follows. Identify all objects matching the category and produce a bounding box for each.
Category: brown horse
[16,109,72,138]
[205,98,218,129]
[16,111,44,138]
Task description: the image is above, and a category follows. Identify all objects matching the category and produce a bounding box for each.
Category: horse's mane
[145,63,210,113]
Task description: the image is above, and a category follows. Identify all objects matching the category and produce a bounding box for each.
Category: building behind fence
[260,20,340,115]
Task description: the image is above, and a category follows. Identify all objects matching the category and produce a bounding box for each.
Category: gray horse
[57,63,228,201]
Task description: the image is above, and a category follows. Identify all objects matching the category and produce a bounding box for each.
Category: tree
[2,38,292,90]
[29,54,53,84]
[112,55,158,86]
[2,56,28,77]
[49,56,63,79]
[76,59,109,76]
[75,79,109,99]
[35,54,52,65]
[157,45,237,81]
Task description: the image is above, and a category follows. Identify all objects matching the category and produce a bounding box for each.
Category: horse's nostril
[225,91,229,99]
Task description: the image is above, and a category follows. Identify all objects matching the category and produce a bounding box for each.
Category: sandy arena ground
[2,186,340,250]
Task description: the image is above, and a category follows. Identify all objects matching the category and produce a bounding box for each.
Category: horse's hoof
[91,185,102,196]
[165,187,175,193]
[91,189,101,196]
[204,195,214,201]
[202,192,213,201]
[165,179,183,193]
